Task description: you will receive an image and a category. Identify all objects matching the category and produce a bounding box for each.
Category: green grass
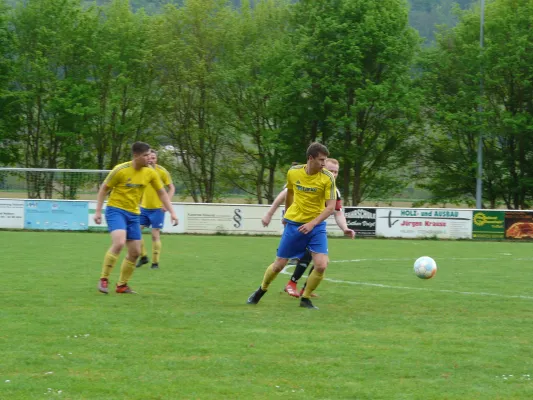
[1,232,533,399]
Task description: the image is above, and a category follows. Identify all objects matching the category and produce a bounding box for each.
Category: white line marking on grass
[280,265,533,301]
[331,257,533,263]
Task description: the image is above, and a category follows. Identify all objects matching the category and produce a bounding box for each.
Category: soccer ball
[413,256,437,279]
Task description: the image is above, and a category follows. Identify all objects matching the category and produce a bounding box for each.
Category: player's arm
[334,210,355,239]
[262,188,287,227]
[156,188,178,226]
[162,182,175,211]
[93,183,110,224]
[298,199,336,234]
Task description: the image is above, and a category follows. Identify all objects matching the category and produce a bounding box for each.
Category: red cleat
[98,278,109,294]
[284,281,300,298]
[116,284,137,294]
[300,288,318,298]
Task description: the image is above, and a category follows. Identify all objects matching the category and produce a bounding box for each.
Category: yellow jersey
[104,161,163,214]
[284,165,336,223]
[141,164,172,209]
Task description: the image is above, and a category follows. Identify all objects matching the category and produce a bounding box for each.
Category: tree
[153,0,236,202]
[217,0,295,203]
[283,0,422,205]
[419,0,533,209]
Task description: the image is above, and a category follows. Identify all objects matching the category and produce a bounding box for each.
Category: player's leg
[149,209,165,269]
[299,264,318,298]
[136,208,151,268]
[285,249,313,298]
[150,228,162,269]
[247,257,289,305]
[247,222,307,305]
[98,207,127,294]
[300,222,328,309]
[116,213,142,294]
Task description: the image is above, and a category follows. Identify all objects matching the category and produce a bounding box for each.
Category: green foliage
[283,0,422,205]
[419,0,533,209]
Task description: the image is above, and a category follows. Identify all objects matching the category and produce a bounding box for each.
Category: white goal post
[0,168,111,200]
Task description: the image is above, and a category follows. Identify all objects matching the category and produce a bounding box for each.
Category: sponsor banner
[472,211,505,239]
[0,199,24,229]
[344,207,376,237]
[504,211,533,240]
[25,200,88,231]
[376,208,472,239]
[161,204,186,234]
[185,204,282,235]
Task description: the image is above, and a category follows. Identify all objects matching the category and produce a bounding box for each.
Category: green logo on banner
[472,211,504,239]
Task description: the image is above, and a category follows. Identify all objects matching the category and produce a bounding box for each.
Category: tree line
[1,0,532,209]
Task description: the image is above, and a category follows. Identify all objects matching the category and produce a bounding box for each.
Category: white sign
[0,199,24,229]
[161,204,186,234]
[376,208,473,239]
[184,204,281,235]
[88,201,108,231]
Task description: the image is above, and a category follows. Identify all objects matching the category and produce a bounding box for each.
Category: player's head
[325,158,339,180]
[149,149,158,166]
[306,142,329,172]
[131,142,151,167]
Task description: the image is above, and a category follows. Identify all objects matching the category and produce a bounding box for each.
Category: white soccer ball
[413,256,437,279]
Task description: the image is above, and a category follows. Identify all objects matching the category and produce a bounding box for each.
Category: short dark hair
[131,141,150,155]
[306,142,329,159]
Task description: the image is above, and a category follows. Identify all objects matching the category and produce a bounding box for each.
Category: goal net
[0,168,110,200]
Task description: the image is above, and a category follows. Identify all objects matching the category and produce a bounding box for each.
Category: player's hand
[93,211,102,225]
[298,222,315,235]
[170,213,179,226]
[261,214,272,227]
[162,206,167,212]
[344,229,355,239]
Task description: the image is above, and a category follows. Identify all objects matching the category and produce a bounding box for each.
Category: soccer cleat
[98,278,109,294]
[284,281,300,298]
[150,263,159,269]
[299,288,318,298]
[116,284,137,294]
[247,286,267,304]
[136,256,149,268]
[300,297,318,310]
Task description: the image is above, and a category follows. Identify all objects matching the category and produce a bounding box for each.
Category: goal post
[0,168,110,200]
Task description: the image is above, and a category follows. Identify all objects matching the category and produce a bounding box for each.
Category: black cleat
[300,297,318,309]
[136,256,149,268]
[150,263,159,269]
[247,286,267,305]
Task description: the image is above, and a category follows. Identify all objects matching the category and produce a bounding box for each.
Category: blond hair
[326,158,339,166]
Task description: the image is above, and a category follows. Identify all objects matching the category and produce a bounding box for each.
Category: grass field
[2,231,533,399]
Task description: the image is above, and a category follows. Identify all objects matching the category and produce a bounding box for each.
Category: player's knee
[272,259,288,272]
[129,247,141,259]
[111,240,126,252]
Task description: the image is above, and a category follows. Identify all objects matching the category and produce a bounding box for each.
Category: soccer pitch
[2,231,533,399]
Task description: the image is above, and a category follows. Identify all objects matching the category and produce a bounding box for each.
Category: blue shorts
[105,206,141,240]
[277,220,328,259]
[139,207,165,229]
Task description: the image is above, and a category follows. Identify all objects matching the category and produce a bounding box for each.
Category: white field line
[280,261,533,301]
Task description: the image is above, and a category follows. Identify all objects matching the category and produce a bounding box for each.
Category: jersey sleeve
[323,172,336,202]
[159,166,172,186]
[149,169,164,191]
[285,170,294,191]
[103,167,121,188]
[335,188,342,211]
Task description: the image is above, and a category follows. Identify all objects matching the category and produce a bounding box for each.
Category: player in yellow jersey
[94,142,179,294]
[136,149,175,269]
[247,142,336,309]
[261,158,355,298]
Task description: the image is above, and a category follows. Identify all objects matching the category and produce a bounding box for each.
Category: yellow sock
[100,252,119,279]
[302,269,324,298]
[117,259,136,286]
[260,264,279,291]
[140,238,147,258]
[152,241,162,263]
